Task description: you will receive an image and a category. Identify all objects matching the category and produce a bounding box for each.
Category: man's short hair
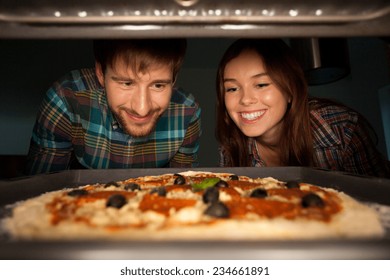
[93,39,187,80]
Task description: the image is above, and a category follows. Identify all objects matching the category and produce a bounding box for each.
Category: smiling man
[25,39,201,174]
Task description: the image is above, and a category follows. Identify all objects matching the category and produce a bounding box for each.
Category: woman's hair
[93,39,187,81]
[216,38,313,166]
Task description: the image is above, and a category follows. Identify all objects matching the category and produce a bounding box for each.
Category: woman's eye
[225,87,238,93]
[256,83,269,88]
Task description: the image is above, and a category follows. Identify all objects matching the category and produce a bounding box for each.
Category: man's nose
[132,87,152,116]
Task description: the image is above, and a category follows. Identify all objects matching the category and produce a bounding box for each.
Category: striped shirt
[26,68,201,175]
[220,99,389,178]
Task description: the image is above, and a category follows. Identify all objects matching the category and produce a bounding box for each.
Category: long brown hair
[216,39,313,166]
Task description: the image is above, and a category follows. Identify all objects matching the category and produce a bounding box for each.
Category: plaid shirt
[26,68,201,175]
[220,99,389,177]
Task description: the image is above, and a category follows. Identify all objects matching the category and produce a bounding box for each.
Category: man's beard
[112,107,162,138]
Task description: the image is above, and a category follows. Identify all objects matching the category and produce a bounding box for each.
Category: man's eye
[153,83,168,91]
[121,81,133,87]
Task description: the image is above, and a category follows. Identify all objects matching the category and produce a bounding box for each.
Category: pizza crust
[1,171,385,240]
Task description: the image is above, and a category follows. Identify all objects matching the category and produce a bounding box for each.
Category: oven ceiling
[1,0,389,38]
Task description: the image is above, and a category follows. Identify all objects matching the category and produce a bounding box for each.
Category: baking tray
[0,167,389,260]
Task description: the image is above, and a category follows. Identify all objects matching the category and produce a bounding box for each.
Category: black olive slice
[229,174,239,180]
[67,189,88,197]
[174,174,186,185]
[124,182,141,191]
[285,181,300,189]
[204,202,230,218]
[104,181,120,188]
[214,180,229,188]
[106,194,127,209]
[202,187,219,204]
[150,187,167,197]
[250,188,268,198]
[301,193,325,208]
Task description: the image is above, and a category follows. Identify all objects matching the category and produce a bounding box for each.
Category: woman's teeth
[241,111,265,120]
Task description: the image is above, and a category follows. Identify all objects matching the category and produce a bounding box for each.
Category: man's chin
[123,125,156,138]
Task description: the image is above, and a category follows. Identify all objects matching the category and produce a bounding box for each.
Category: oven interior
[0,0,389,259]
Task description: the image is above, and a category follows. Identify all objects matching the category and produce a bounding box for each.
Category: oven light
[101,10,114,17]
[115,25,163,31]
[178,10,187,16]
[174,0,199,7]
[188,10,197,16]
[78,11,87,18]
[54,11,61,18]
[289,9,299,17]
[262,9,275,17]
[315,9,323,16]
[221,24,259,30]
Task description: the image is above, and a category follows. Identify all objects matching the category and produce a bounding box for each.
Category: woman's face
[223,49,291,143]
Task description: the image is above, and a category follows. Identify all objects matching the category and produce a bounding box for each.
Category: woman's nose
[239,89,258,106]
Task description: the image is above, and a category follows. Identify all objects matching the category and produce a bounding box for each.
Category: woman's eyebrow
[252,73,269,78]
[224,72,269,82]
[223,78,237,83]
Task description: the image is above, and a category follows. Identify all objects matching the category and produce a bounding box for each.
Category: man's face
[96,61,173,137]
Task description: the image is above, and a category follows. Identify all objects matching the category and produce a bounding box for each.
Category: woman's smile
[240,110,266,122]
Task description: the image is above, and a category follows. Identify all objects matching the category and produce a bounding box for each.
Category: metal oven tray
[0,167,389,260]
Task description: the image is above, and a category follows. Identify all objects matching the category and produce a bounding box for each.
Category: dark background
[0,37,389,178]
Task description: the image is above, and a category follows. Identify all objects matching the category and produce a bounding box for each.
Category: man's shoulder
[55,68,101,92]
[309,98,359,148]
[170,87,198,108]
[309,98,358,126]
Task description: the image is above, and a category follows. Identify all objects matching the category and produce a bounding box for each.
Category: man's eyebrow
[111,76,133,82]
[110,76,172,84]
[153,79,173,84]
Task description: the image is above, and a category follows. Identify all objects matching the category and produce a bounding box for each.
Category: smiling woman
[216,38,390,178]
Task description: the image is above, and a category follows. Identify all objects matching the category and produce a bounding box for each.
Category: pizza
[1,171,385,240]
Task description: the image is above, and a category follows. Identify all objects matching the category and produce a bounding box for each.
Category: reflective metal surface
[0,0,389,37]
[1,0,389,23]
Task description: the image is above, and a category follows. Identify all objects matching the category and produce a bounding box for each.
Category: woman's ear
[95,62,105,87]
